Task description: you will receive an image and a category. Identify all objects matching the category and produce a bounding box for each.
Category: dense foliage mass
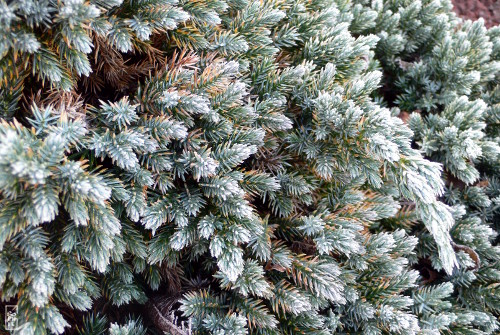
[0,0,498,334]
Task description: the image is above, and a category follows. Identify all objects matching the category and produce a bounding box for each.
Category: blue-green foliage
[0,0,498,334]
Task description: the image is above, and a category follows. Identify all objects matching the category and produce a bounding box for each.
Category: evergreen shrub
[0,0,498,334]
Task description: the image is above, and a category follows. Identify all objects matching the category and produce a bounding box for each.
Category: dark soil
[452,0,500,27]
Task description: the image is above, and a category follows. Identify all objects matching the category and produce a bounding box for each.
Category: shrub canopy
[0,0,498,334]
